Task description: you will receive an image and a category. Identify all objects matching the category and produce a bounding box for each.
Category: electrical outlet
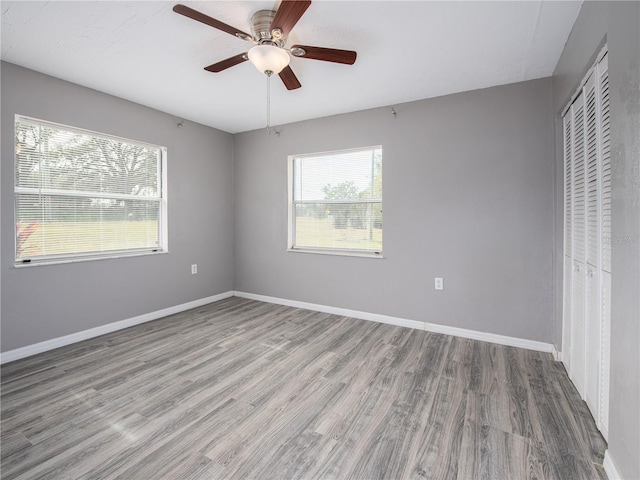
[435,277,444,290]
[191,264,197,275]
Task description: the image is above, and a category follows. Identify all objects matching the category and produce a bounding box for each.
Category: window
[289,146,382,257]
[14,115,167,265]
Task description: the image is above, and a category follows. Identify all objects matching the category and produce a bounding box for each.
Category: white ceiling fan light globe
[248,45,290,75]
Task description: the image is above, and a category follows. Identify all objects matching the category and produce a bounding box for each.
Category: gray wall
[1,62,235,352]
[234,78,555,342]
[552,2,640,478]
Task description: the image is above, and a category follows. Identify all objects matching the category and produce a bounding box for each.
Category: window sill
[287,247,383,259]
[14,249,168,268]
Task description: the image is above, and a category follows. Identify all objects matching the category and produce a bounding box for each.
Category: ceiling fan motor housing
[251,10,285,46]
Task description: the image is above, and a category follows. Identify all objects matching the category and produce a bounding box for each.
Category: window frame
[287,145,383,258]
[14,115,168,267]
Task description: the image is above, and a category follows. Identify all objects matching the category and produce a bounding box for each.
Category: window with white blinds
[289,146,382,256]
[14,115,167,265]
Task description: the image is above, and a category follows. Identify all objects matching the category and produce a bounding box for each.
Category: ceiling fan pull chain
[266,73,271,131]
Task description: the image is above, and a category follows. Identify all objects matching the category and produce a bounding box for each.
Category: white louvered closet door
[597,54,611,438]
[570,92,587,398]
[562,52,611,439]
[562,114,573,362]
[584,70,601,415]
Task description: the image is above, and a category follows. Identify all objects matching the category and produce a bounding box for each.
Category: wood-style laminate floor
[1,297,607,480]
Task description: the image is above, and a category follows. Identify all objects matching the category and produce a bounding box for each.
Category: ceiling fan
[173,1,357,90]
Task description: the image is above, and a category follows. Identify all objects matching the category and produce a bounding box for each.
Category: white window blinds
[290,146,382,256]
[15,115,167,264]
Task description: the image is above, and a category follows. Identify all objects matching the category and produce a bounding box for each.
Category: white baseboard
[552,345,562,361]
[603,450,622,480]
[234,291,554,353]
[2,290,555,364]
[0,291,234,364]
[234,291,426,331]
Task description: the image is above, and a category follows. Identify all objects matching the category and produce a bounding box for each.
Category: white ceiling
[1,1,582,133]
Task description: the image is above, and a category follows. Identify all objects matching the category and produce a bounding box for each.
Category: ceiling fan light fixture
[248,44,290,75]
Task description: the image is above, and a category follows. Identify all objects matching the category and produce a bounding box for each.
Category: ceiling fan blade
[173,4,252,41]
[204,53,249,73]
[290,44,357,65]
[279,65,302,90]
[270,0,312,37]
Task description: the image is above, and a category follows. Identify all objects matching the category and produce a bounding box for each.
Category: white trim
[234,291,425,330]
[160,145,169,254]
[287,248,383,259]
[15,249,168,268]
[552,345,562,362]
[234,291,554,353]
[603,450,622,480]
[2,290,556,364]
[0,291,234,364]
[425,320,553,353]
